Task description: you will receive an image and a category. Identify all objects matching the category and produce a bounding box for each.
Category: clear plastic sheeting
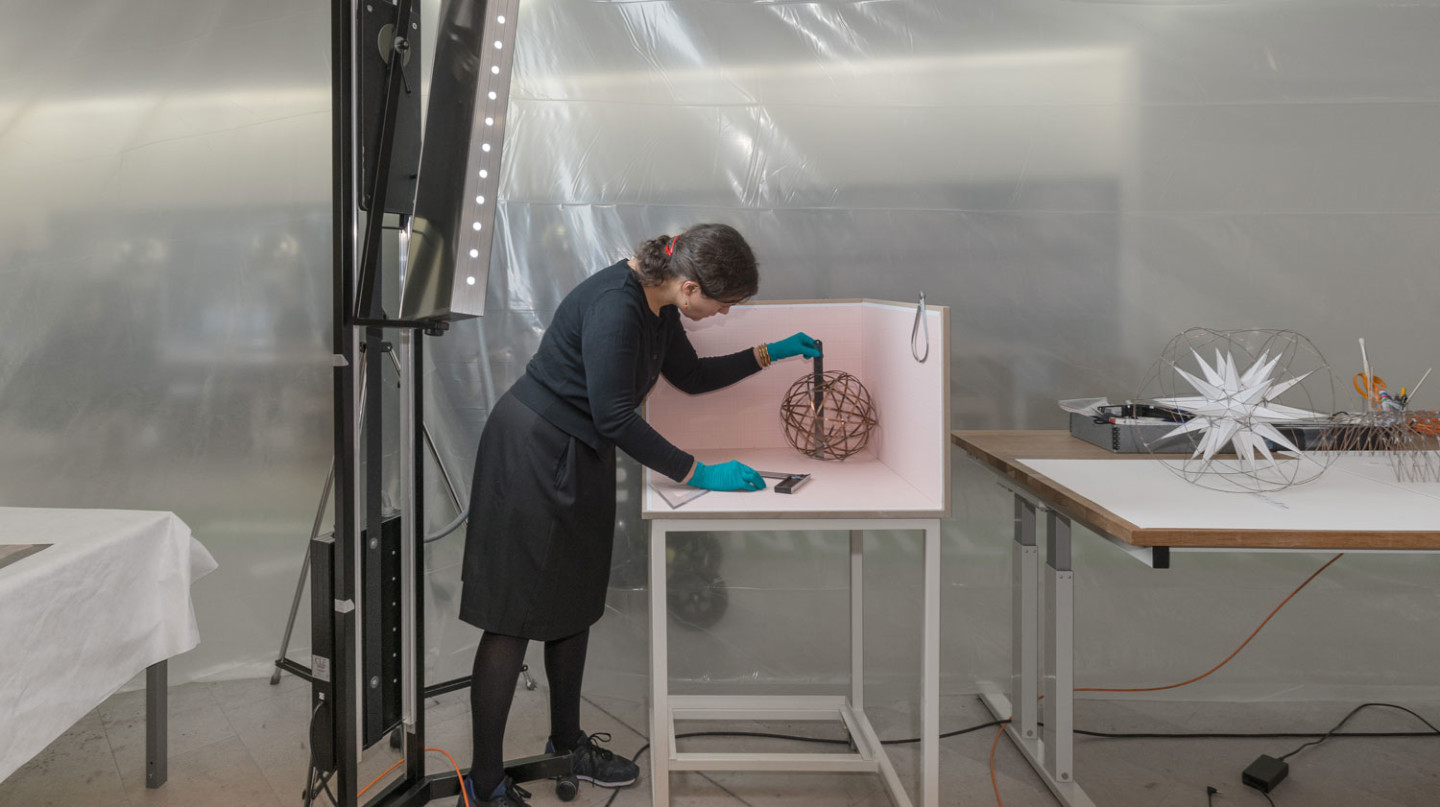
[1,0,1437,716]
[0,1,334,683]
[429,0,1440,705]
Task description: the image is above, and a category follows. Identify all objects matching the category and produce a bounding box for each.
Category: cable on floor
[593,703,1439,807]
[1075,553,1343,696]
[1276,702,1440,763]
[304,699,337,807]
[357,746,470,802]
[455,553,1434,807]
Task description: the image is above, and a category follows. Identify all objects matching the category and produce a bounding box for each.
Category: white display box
[643,299,950,519]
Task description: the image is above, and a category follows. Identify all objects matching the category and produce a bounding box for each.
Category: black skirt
[459,391,617,640]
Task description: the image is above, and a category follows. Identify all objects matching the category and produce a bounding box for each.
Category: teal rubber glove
[766,332,822,361]
[687,460,766,492]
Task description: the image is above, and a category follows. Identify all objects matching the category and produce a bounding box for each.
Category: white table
[644,451,944,807]
[951,431,1440,807]
[0,507,217,786]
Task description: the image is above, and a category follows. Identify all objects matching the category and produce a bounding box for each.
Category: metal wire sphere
[1134,328,1337,493]
[780,370,877,461]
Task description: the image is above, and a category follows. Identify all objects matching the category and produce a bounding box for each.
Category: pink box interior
[645,300,949,517]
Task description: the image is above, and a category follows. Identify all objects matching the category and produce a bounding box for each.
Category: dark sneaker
[547,731,640,788]
[457,775,531,807]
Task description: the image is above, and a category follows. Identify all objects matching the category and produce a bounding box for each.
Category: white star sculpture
[1155,349,1324,468]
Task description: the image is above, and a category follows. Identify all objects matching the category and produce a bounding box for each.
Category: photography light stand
[306,2,568,805]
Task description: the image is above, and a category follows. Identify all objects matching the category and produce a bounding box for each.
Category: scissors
[1354,372,1390,399]
[1354,373,1405,411]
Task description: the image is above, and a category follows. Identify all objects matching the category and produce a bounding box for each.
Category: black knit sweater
[508,260,761,481]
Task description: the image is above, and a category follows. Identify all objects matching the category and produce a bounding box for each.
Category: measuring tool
[758,470,812,494]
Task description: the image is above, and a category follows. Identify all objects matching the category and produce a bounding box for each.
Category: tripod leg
[389,346,474,544]
[273,353,374,684]
[423,422,465,514]
[272,551,311,684]
[272,460,337,684]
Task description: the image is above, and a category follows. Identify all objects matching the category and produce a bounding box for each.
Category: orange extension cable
[990,552,1345,806]
[358,746,470,806]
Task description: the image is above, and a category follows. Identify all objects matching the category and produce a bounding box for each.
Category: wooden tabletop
[951,430,1440,550]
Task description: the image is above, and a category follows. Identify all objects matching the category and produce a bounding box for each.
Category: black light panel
[401,0,521,322]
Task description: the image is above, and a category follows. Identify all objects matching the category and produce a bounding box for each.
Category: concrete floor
[3,672,1439,807]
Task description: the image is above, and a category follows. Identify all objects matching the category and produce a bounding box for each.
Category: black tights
[467,628,590,796]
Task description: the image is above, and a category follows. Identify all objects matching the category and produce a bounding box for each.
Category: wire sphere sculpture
[1314,410,1440,483]
[780,370,877,460]
[1134,328,1337,493]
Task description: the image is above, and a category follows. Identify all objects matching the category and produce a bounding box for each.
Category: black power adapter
[1242,754,1289,793]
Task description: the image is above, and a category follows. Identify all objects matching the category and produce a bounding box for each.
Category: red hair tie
[665,235,679,257]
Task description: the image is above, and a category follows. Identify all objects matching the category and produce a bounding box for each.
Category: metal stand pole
[145,660,167,788]
[271,350,455,680]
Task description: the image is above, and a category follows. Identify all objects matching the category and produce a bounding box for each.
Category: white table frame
[648,516,942,807]
[976,489,1094,807]
[979,480,1440,807]
[953,433,1440,807]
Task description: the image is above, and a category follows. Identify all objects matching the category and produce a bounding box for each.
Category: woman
[458,223,820,806]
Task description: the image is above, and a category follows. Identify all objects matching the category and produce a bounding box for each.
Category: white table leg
[850,530,864,713]
[981,502,1097,807]
[1012,497,1039,742]
[649,521,670,805]
[1043,511,1075,784]
[921,519,941,807]
[640,516,928,807]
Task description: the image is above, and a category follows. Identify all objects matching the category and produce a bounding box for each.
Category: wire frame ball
[780,370,877,461]
[1134,328,1337,493]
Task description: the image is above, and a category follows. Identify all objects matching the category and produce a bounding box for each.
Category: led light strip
[457,0,521,294]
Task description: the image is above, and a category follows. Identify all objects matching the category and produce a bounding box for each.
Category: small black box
[1242,754,1289,793]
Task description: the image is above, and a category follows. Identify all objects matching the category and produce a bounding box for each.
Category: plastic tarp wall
[0,2,336,683]
[1,0,1437,713]
[429,0,1440,707]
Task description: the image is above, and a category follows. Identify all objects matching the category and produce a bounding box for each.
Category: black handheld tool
[810,339,826,458]
[758,471,813,494]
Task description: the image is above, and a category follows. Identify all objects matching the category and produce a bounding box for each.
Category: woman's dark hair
[635,223,759,303]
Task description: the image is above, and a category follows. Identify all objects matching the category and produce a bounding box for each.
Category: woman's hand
[766,332,822,361]
[687,460,766,491]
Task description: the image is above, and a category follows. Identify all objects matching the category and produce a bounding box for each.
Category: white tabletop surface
[644,448,941,518]
[1019,455,1440,532]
